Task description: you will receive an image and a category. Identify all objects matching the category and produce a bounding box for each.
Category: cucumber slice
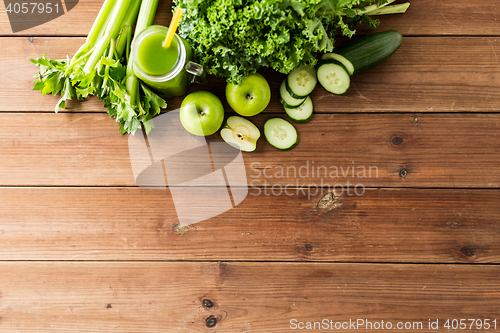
[317,59,350,95]
[286,65,317,99]
[285,96,313,123]
[264,118,298,150]
[279,79,306,109]
[322,53,354,76]
[334,30,403,75]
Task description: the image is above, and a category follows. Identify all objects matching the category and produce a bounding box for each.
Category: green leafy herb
[175,0,409,83]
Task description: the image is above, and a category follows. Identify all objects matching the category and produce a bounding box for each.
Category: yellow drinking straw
[163,7,184,48]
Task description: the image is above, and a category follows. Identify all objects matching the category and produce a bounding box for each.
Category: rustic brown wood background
[1,0,500,332]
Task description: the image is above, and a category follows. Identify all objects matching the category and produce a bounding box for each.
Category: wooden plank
[3,37,500,113]
[361,0,500,36]
[1,0,500,36]
[0,262,499,332]
[0,187,499,262]
[0,113,498,187]
[1,37,106,112]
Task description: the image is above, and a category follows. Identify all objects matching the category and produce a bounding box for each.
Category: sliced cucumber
[279,79,305,109]
[286,65,317,99]
[317,59,350,95]
[333,30,403,75]
[285,96,313,123]
[322,53,354,76]
[264,118,298,150]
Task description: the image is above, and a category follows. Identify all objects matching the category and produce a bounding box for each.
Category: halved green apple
[220,116,260,152]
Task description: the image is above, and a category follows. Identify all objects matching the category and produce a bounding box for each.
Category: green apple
[225,73,271,117]
[180,91,224,136]
[220,116,260,152]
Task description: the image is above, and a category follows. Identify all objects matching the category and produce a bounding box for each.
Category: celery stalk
[68,0,116,71]
[134,0,158,33]
[84,0,134,74]
[126,0,159,106]
[100,38,116,97]
[87,0,118,46]
[116,0,142,58]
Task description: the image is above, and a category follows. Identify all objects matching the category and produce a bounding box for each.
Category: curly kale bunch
[175,0,409,83]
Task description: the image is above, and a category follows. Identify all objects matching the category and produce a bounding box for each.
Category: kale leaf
[175,0,408,83]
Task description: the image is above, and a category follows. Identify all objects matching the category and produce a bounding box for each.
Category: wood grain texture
[0,0,498,329]
[1,0,499,36]
[0,262,499,332]
[361,0,500,36]
[0,37,106,112]
[0,113,498,187]
[3,37,499,113]
[0,187,499,262]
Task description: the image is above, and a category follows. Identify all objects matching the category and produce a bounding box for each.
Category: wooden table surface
[1,1,500,332]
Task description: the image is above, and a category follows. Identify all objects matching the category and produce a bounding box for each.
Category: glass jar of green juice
[131,25,204,96]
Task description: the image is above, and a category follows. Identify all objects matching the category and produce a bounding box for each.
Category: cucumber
[317,59,350,95]
[286,65,317,99]
[285,96,313,123]
[333,30,403,76]
[279,79,306,109]
[264,118,298,150]
[322,53,354,76]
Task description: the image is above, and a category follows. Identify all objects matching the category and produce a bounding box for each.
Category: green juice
[138,33,179,76]
[133,26,195,96]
